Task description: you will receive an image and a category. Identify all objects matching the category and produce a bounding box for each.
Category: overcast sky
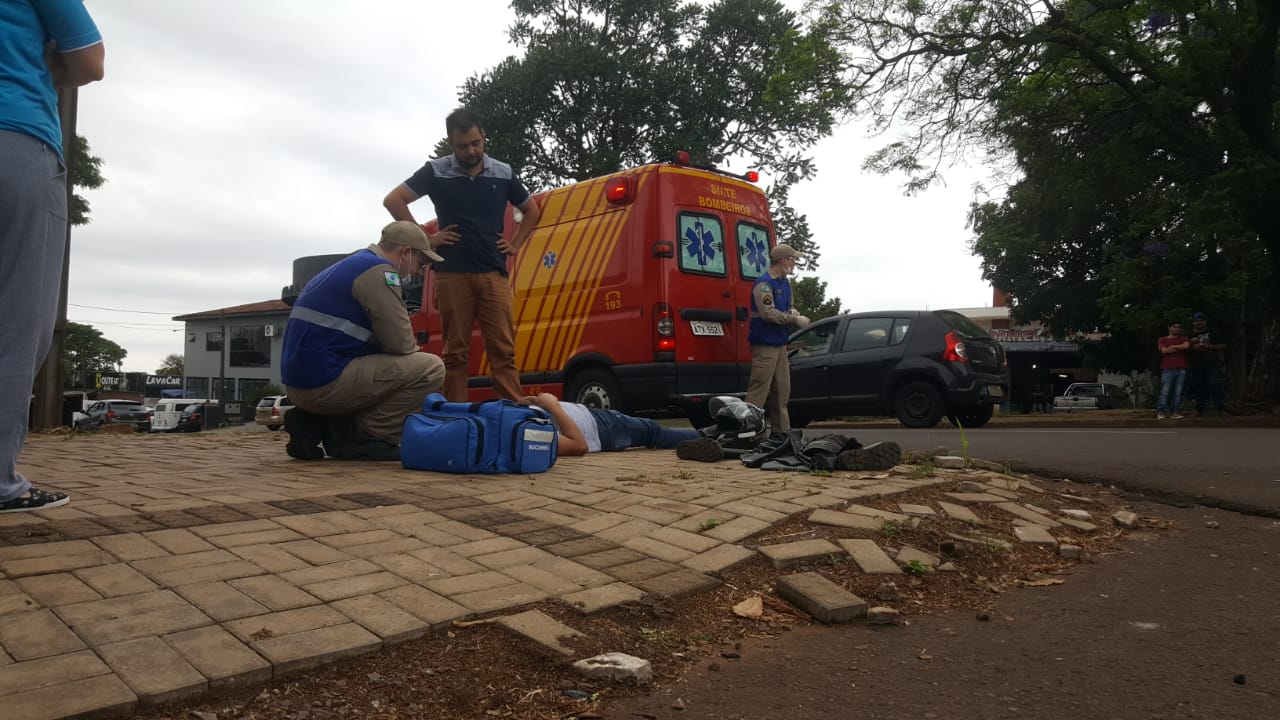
[70,1,996,374]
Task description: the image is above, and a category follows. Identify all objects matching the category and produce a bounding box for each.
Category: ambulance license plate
[987,385,1004,398]
[690,321,724,337]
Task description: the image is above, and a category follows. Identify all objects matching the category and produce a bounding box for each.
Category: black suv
[787,310,1009,428]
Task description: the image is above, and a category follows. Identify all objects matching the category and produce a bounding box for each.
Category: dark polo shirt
[403,154,531,275]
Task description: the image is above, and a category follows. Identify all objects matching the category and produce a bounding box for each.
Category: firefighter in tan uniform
[745,244,810,436]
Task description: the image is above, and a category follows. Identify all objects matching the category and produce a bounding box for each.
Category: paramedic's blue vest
[748,271,793,346]
[281,249,390,389]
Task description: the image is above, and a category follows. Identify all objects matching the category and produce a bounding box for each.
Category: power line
[69,302,178,315]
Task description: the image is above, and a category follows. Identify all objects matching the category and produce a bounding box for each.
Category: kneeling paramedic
[282,221,446,460]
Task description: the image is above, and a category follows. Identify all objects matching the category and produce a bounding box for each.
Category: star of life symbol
[543,251,557,269]
[684,220,718,267]
[743,230,768,275]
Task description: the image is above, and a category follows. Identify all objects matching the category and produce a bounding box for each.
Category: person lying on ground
[518,393,699,456]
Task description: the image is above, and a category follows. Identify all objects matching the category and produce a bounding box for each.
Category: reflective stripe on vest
[289,305,374,343]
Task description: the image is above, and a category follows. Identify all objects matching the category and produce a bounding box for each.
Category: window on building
[230,325,271,367]
[186,377,210,398]
[206,331,223,352]
[240,378,270,400]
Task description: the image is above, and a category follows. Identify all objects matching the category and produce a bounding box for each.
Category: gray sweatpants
[0,130,68,502]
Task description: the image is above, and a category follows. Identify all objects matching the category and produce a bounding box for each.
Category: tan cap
[381,221,444,262]
[769,244,802,261]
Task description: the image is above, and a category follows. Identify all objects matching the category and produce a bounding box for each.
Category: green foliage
[63,321,126,383]
[697,517,722,532]
[903,559,930,576]
[68,134,105,226]
[791,276,843,321]
[154,354,184,377]
[455,0,847,265]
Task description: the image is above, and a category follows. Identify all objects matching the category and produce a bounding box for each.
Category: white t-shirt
[556,402,602,453]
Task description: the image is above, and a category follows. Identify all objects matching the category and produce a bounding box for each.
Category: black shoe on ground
[331,428,401,461]
[0,487,70,513]
[284,408,325,460]
[676,437,724,463]
[837,441,902,471]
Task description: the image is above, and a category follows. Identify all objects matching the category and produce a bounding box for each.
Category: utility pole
[31,88,78,429]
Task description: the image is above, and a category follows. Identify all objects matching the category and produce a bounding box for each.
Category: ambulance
[412,153,776,426]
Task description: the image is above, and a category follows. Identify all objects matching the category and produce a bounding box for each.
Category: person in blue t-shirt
[383,108,543,403]
[745,245,811,438]
[1,0,104,513]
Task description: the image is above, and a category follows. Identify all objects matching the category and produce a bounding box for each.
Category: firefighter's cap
[381,221,444,262]
[769,244,802,261]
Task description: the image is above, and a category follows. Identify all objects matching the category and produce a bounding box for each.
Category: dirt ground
[126,459,1206,720]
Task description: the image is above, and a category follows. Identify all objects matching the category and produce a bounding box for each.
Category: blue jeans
[588,408,699,452]
[1156,368,1186,414]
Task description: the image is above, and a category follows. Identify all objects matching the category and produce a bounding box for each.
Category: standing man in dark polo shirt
[383,109,542,402]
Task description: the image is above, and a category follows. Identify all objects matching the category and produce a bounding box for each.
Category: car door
[826,316,906,411]
[786,317,841,417]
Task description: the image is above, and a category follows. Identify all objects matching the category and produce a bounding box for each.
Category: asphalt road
[829,426,1280,517]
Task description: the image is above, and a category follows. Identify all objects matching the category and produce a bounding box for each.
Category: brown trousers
[745,344,791,433]
[433,271,522,402]
[287,352,444,444]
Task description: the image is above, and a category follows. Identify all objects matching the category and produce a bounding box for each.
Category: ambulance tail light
[652,240,674,258]
[942,331,970,363]
[605,176,634,204]
[654,303,676,355]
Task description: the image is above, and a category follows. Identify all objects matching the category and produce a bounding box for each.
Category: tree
[155,354,184,376]
[817,0,1280,402]
[791,276,843,321]
[63,322,126,385]
[454,0,847,267]
[68,134,105,226]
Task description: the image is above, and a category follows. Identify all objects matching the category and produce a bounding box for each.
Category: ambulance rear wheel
[566,368,621,411]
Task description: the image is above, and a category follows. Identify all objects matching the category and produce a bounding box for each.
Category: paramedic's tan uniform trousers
[746,344,791,433]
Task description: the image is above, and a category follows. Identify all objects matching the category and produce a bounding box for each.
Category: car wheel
[566,367,622,410]
[893,380,945,428]
[266,425,281,432]
[948,403,994,429]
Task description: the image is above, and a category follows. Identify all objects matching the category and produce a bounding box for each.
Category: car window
[280,396,291,406]
[181,404,201,413]
[790,323,836,356]
[839,318,894,352]
[257,398,276,408]
[890,318,912,346]
[934,310,991,339]
[735,221,771,281]
[677,212,726,277]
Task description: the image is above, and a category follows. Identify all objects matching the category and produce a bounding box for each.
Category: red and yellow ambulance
[412,154,776,425]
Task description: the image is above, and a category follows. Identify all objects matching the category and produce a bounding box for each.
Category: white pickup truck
[1053,383,1126,411]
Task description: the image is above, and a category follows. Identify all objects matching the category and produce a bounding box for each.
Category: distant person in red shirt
[1155,321,1190,420]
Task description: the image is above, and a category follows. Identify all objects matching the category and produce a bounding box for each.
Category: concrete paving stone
[561,582,646,614]
[995,502,1062,527]
[14,573,101,607]
[496,609,585,656]
[331,594,429,643]
[775,572,867,624]
[143,528,218,554]
[471,545,555,570]
[537,501,607,522]
[1013,524,1059,547]
[0,589,39,615]
[272,512,377,537]
[786,493,850,510]
[407,548,487,576]
[574,489,626,507]
[99,635,208,707]
[596,518,662,544]
[366,509,450,531]
[741,497,807,516]
[591,493,645,513]
[74,563,158,597]
[608,558,682,582]
[252,622,382,678]
[77,603,214,647]
[618,504,685,525]
[424,570,517,596]
[206,528,307,548]
[428,519,496,543]
[451,582,548,614]
[225,604,350,643]
[130,548,240,579]
[189,518,286,539]
[896,544,941,568]
[528,556,614,589]
[669,509,739,534]
[339,537,429,559]
[0,672,137,720]
[512,526,586,547]
[979,485,1021,500]
[542,536,619,558]
[897,503,937,517]
[231,543,312,573]
[228,575,321,612]
[0,539,99,561]
[759,488,809,501]
[808,508,883,531]
[0,549,117,578]
[681,544,756,575]
[148,560,267,588]
[514,508,580,528]
[937,501,985,526]
[758,539,843,569]
[401,524,471,546]
[835,539,902,574]
[941,492,1009,505]
[703,516,772,544]
[569,512,632,535]
[378,585,470,627]
[500,564,588,596]
[713,501,788,523]
[621,536,695,563]
[302,572,408,602]
[649,526,722,554]
[349,504,420,519]
[844,504,910,523]
[175,581,271,621]
[1058,517,1099,533]
[315,529,406,550]
[635,568,719,599]
[0,649,109,696]
[279,558,381,587]
[90,533,171,561]
[367,552,451,584]
[276,539,355,566]
[163,625,272,691]
[0,608,86,660]
[944,531,1013,552]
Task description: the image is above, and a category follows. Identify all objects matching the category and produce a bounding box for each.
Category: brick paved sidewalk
[0,430,940,719]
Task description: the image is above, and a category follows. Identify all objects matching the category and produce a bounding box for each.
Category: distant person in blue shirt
[383,108,543,402]
[1,0,104,513]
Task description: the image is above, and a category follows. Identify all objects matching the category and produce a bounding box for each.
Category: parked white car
[151,398,212,432]
[255,395,294,431]
[1053,383,1127,411]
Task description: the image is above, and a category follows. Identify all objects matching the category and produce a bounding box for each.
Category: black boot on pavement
[676,437,724,463]
[284,408,325,460]
[837,441,902,471]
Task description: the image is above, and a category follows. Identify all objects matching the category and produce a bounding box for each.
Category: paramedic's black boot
[676,437,724,463]
[332,427,400,462]
[321,415,356,459]
[284,409,325,460]
[837,441,902,472]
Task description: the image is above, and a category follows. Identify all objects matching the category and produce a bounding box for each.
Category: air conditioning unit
[264,325,275,337]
